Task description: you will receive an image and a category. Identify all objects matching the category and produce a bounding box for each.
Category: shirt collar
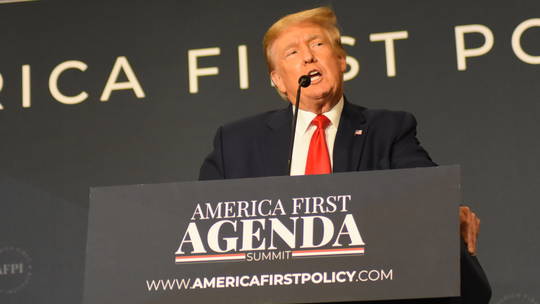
[294,96,344,134]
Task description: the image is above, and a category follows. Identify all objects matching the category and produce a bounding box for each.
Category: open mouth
[308,70,322,82]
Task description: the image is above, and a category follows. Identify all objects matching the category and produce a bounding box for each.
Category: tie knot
[311,114,330,129]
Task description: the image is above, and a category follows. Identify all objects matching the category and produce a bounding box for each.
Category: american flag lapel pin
[354,129,363,135]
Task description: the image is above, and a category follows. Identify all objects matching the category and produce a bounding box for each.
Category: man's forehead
[275,23,329,47]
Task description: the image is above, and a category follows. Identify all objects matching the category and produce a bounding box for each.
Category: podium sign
[83,166,460,304]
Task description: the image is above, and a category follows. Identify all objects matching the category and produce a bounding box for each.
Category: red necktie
[305,114,331,175]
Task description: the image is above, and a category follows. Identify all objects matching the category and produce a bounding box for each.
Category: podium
[83,166,460,304]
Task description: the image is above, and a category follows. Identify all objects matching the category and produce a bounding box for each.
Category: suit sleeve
[199,127,226,180]
[460,240,492,304]
[390,112,437,169]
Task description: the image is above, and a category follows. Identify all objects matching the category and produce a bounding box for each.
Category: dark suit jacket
[199,100,491,304]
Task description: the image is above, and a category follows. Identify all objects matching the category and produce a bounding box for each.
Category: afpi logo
[0,246,32,294]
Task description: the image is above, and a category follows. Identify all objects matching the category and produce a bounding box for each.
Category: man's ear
[270,70,287,94]
[339,53,347,73]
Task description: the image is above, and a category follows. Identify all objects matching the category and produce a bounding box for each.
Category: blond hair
[263,7,345,73]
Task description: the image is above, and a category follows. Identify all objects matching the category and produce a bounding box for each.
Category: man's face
[270,22,346,111]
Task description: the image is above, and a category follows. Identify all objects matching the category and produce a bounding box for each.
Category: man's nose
[302,48,316,64]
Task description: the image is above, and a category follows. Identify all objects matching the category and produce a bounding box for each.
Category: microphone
[298,75,311,88]
[288,75,311,174]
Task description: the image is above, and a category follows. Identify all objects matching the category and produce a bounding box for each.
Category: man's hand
[460,206,481,255]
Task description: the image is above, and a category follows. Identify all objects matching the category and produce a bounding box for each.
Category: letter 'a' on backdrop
[83,166,460,304]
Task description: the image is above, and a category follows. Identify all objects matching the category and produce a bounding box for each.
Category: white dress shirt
[290,96,344,176]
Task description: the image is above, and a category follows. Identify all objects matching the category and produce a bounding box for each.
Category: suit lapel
[333,100,368,172]
[260,106,292,177]
[259,100,367,176]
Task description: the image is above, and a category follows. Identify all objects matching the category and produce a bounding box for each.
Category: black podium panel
[83,166,460,304]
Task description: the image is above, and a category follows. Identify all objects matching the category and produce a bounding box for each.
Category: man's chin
[304,90,337,103]
[299,93,339,111]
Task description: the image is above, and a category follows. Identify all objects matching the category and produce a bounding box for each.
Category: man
[200,7,490,304]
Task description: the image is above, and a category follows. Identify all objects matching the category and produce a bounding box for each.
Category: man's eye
[286,50,297,56]
[313,42,324,47]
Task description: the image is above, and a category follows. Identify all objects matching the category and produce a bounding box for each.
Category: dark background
[1,0,538,303]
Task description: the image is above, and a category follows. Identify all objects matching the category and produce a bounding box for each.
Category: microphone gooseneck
[288,75,312,174]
